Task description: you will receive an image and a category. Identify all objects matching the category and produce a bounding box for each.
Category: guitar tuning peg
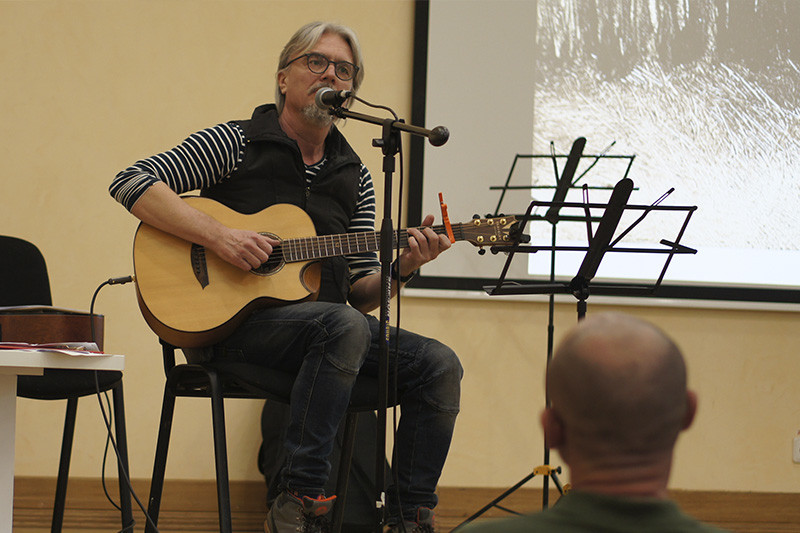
[478,248,486,256]
[472,214,480,219]
[485,214,493,219]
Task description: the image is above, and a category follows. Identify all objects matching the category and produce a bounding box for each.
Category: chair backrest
[0,235,52,306]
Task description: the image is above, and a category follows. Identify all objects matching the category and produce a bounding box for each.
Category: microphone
[315,88,353,109]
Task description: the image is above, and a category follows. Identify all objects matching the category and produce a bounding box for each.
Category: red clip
[439,192,456,243]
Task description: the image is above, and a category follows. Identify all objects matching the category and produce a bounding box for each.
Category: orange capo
[438,192,456,244]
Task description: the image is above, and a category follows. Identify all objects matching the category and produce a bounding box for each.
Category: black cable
[99,389,121,512]
[90,276,162,533]
[91,370,142,533]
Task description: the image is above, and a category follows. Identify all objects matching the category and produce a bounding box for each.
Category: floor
[13,482,800,532]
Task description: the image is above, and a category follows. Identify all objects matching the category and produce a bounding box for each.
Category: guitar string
[281,224,452,262]
[273,220,495,264]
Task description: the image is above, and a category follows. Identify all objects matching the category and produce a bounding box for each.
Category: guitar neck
[280,224,462,262]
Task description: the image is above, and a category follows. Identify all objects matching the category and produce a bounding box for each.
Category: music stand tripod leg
[451,465,566,530]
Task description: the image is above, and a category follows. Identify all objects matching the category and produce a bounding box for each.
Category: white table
[0,349,124,532]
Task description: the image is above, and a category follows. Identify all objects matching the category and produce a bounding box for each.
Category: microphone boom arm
[330,106,449,146]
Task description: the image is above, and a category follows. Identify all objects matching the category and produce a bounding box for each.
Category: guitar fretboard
[279,224,464,262]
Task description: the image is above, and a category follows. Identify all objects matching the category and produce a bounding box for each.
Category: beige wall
[2,0,799,495]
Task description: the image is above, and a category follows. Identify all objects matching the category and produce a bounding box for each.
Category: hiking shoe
[386,507,436,533]
[264,491,335,533]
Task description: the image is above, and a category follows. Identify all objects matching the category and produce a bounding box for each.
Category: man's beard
[301,102,335,128]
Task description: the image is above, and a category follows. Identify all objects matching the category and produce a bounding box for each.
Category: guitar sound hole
[252,233,284,276]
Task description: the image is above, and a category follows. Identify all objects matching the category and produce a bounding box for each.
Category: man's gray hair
[275,21,365,113]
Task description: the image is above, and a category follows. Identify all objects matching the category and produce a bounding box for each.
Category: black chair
[0,235,133,532]
[145,339,395,533]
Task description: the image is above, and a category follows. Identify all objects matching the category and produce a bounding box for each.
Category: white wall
[2,0,799,494]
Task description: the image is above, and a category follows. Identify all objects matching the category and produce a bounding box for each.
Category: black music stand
[453,140,697,529]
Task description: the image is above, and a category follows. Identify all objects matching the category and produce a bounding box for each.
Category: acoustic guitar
[133,196,520,347]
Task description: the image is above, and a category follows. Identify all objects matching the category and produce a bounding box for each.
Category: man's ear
[541,407,564,450]
[682,390,698,431]
[277,70,287,95]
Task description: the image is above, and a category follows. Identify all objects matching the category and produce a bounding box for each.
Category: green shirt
[459,491,729,533]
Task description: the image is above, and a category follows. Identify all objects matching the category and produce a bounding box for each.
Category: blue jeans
[212,301,462,520]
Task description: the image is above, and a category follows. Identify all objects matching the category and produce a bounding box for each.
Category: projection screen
[407,0,800,306]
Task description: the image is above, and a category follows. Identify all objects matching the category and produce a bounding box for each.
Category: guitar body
[132,196,521,348]
[133,198,321,348]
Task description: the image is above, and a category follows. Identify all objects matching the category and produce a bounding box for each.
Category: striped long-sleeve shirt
[110,122,380,284]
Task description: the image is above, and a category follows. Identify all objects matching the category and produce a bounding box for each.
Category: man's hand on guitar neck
[398,214,452,276]
[348,214,450,314]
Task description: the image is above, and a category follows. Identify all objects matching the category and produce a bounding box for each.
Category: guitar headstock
[461,215,524,249]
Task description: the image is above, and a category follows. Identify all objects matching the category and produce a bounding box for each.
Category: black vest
[201,104,363,303]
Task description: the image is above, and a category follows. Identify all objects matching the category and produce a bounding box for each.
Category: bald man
[462,313,729,532]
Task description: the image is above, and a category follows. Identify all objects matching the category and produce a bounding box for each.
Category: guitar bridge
[190,244,210,289]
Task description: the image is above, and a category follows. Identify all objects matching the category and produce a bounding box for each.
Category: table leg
[0,374,17,533]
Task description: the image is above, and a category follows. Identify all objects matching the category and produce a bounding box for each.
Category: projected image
[413,0,800,302]
[531,0,800,287]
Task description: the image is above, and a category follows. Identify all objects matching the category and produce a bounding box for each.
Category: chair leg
[331,412,359,533]
[145,385,177,533]
[111,381,134,531]
[207,371,233,533]
[51,397,78,533]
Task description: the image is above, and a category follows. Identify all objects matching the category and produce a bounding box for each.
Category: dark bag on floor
[258,400,390,532]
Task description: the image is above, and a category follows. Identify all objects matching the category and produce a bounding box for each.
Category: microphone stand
[328,104,448,533]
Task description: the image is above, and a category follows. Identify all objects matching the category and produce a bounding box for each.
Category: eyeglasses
[285,52,359,82]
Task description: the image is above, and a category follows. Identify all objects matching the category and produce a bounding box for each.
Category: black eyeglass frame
[284,52,360,82]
